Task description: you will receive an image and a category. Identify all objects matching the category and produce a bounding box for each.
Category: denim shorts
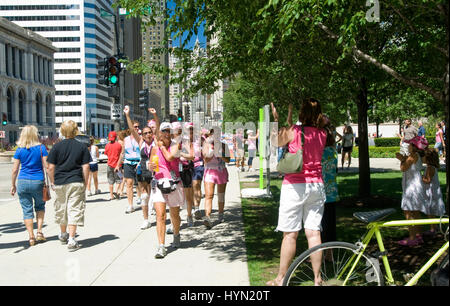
[17,179,46,220]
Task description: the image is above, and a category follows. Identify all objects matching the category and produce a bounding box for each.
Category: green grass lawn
[241,170,448,286]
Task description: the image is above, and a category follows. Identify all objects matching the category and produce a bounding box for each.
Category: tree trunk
[357,77,371,197]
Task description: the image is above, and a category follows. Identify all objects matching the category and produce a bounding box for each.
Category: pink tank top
[154,146,180,180]
[283,125,327,184]
[436,130,442,143]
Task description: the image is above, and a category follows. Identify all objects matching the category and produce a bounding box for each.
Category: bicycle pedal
[403,273,414,282]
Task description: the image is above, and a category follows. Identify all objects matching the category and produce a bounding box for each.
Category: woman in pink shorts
[202,129,230,229]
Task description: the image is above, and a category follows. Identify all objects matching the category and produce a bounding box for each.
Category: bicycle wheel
[283,242,384,286]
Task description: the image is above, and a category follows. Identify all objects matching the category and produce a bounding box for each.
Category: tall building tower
[141,0,169,119]
[0,0,118,137]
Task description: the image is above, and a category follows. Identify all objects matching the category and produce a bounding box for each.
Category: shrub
[351,146,401,158]
[374,136,435,147]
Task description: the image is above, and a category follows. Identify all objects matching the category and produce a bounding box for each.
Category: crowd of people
[8,100,447,285]
[10,107,231,258]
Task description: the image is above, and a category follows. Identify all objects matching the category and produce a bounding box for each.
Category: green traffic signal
[109,75,118,84]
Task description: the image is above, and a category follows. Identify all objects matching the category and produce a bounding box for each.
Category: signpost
[111,103,122,120]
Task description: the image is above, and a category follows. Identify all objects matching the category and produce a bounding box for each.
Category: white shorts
[276,183,326,232]
[151,182,184,207]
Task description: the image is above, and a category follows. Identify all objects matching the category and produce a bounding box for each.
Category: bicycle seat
[353,208,396,223]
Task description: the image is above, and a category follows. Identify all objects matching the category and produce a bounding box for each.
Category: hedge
[374,137,435,147]
[351,146,401,158]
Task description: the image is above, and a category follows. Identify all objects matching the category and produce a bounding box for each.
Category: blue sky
[166,0,206,49]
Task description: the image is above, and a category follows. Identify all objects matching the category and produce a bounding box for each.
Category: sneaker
[155,245,166,259]
[135,198,142,206]
[59,232,69,244]
[172,234,181,248]
[203,216,212,230]
[166,224,173,234]
[95,189,101,195]
[125,206,135,214]
[194,209,202,220]
[217,213,224,223]
[140,220,151,230]
[187,216,194,227]
[67,239,81,251]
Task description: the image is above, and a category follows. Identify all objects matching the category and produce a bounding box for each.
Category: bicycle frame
[349,217,449,286]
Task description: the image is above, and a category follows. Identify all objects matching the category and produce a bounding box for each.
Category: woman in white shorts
[268,98,327,286]
[148,122,183,259]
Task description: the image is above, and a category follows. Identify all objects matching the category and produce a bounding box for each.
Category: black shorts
[342,146,353,153]
[137,171,152,184]
[180,167,193,188]
[123,163,138,179]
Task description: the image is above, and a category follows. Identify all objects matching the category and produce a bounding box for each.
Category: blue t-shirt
[418,126,426,137]
[14,144,48,181]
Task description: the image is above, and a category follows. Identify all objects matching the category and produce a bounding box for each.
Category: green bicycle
[283,208,449,286]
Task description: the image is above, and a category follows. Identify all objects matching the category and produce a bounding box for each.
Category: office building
[1,0,120,138]
[0,17,56,144]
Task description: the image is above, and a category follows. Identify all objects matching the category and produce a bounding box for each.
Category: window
[18,90,25,123]
[7,88,13,122]
[46,95,52,124]
[36,92,42,125]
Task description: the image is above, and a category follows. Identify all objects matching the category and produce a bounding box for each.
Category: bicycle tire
[283,241,384,286]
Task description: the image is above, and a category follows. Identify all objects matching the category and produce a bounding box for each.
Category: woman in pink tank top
[202,129,230,229]
[268,98,327,286]
[148,122,184,259]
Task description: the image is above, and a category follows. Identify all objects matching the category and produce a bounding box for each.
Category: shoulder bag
[276,126,304,174]
[40,145,51,202]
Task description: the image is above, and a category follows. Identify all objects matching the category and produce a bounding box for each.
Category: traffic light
[2,113,7,126]
[177,108,183,121]
[139,89,149,108]
[108,56,120,86]
[98,58,109,86]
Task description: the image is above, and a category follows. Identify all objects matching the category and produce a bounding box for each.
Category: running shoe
[166,224,173,234]
[59,232,69,244]
[155,245,166,259]
[140,220,151,230]
[194,209,202,220]
[217,213,224,223]
[187,216,194,227]
[125,206,135,214]
[172,234,181,248]
[67,239,81,252]
[203,216,212,230]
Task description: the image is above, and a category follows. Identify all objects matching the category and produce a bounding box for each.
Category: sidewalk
[0,165,249,286]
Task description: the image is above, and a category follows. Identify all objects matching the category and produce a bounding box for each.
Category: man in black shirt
[47,120,91,251]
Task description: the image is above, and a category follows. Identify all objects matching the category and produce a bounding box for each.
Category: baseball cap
[405,136,428,150]
[171,121,182,131]
[160,122,172,132]
[148,120,156,127]
[108,131,117,141]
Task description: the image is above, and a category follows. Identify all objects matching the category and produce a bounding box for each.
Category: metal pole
[259,107,264,189]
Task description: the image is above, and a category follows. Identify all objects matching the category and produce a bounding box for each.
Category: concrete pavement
[0,163,249,286]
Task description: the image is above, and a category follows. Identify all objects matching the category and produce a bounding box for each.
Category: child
[395,136,428,246]
[422,148,446,235]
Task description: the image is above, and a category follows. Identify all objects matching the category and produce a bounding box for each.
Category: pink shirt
[154,146,180,180]
[283,125,327,184]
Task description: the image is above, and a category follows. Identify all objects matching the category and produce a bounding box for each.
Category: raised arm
[124,105,142,144]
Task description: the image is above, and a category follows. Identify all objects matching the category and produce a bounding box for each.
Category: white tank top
[90,145,98,164]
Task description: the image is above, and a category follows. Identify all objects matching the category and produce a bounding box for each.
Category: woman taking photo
[11,125,49,246]
[268,98,327,286]
[148,122,184,258]
[124,106,159,230]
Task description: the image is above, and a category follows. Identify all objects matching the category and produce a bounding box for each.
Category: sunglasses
[143,132,152,135]
[161,129,171,133]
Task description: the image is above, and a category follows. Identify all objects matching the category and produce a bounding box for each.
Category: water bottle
[151,154,159,172]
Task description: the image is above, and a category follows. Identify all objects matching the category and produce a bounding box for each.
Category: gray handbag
[276,126,304,174]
